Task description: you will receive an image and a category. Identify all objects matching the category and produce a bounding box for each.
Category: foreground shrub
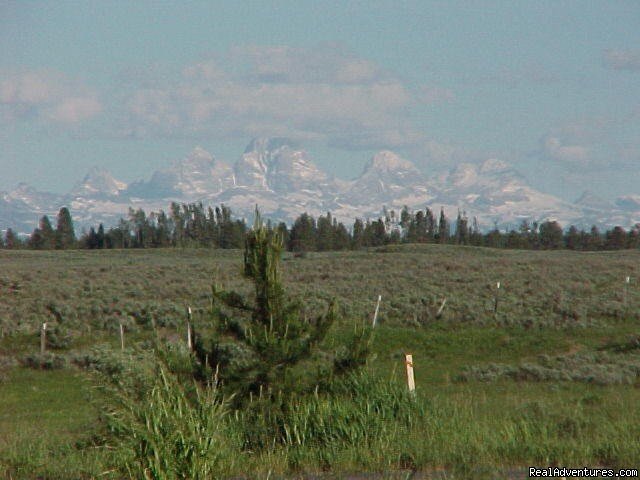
[72,345,159,398]
[20,352,67,370]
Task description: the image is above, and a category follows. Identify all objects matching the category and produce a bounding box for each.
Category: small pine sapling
[195,210,371,401]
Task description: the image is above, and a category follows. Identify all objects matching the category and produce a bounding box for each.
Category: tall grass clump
[233,369,427,472]
[104,366,237,479]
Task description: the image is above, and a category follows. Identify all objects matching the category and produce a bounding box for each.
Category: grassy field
[1,245,639,478]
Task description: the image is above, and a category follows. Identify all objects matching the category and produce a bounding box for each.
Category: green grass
[0,245,639,478]
[0,369,95,448]
[0,369,111,479]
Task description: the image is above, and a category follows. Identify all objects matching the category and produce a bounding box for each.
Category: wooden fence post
[187,306,193,350]
[372,295,382,328]
[40,322,47,354]
[494,281,501,314]
[405,353,415,393]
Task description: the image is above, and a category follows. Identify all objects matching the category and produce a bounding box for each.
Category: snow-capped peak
[448,163,479,187]
[234,137,325,192]
[364,150,419,174]
[479,158,511,174]
[243,137,297,156]
[72,167,127,197]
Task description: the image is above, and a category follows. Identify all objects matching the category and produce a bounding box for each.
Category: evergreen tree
[55,207,76,249]
[217,205,244,248]
[605,226,627,250]
[364,218,387,246]
[484,223,503,248]
[332,218,350,250]
[196,211,369,401]
[316,212,335,251]
[276,222,289,249]
[425,208,436,241]
[538,221,563,249]
[628,225,640,249]
[455,210,469,245]
[527,221,540,249]
[204,207,217,247]
[437,208,449,244]
[352,218,364,249]
[469,217,483,246]
[289,213,317,252]
[30,215,55,249]
[412,211,428,242]
[4,228,20,249]
[170,202,185,246]
[405,211,418,243]
[517,220,532,249]
[564,225,580,250]
[112,218,132,248]
[97,223,106,249]
[400,206,411,234]
[578,229,590,250]
[85,227,99,249]
[588,225,603,250]
[505,229,524,249]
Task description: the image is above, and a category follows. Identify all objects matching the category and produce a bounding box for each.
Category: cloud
[537,112,640,174]
[543,136,591,165]
[603,49,640,72]
[117,45,451,152]
[230,44,385,84]
[47,96,103,123]
[0,70,102,124]
[417,85,455,104]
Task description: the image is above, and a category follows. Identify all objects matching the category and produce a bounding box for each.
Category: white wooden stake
[187,306,193,350]
[119,323,125,351]
[405,353,415,393]
[436,298,447,319]
[624,276,630,306]
[372,295,382,328]
[40,322,47,354]
[494,281,501,314]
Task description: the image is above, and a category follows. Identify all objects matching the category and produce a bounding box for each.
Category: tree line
[1,203,639,251]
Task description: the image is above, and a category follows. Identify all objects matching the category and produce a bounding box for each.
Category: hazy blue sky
[1,1,639,200]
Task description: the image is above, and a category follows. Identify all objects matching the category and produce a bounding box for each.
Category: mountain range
[1,138,638,234]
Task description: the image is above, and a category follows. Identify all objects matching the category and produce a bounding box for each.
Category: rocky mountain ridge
[1,138,638,234]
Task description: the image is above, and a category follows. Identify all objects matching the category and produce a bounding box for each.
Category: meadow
[1,245,639,479]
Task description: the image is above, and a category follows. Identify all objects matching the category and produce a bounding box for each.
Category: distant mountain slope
[435,160,586,228]
[0,138,638,234]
